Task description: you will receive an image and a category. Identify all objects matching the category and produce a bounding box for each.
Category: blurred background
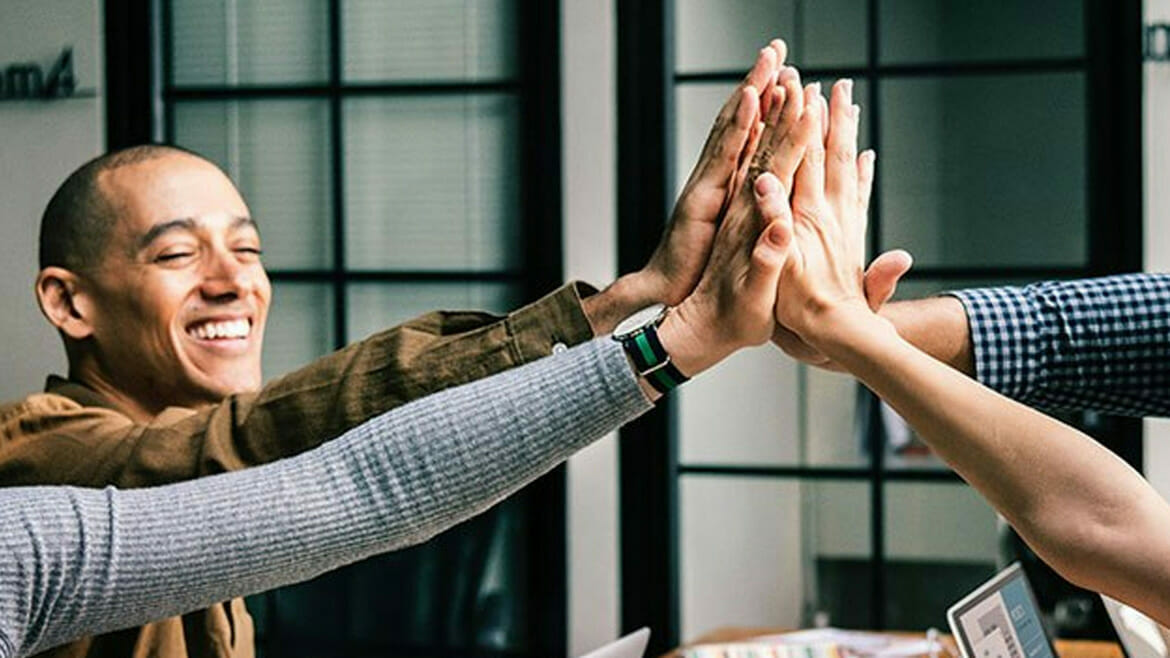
[2,1,1169,656]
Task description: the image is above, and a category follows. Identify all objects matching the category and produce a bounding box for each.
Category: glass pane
[343,0,517,82]
[804,481,872,628]
[173,100,333,270]
[803,369,867,468]
[678,346,800,465]
[262,283,334,381]
[171,0,328,86]
[893,277,1043,302]
[674,0,867,73]
[675,80,871,199]
[878,74,1087,268]
[879,0,1084,65]
[798,0,870,69]
[680,475,804,638]
[343,95,522,271]
[345,282,522,343]
[883,482,999,630]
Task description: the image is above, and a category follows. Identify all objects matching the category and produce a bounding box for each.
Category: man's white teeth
[190,319,249,340]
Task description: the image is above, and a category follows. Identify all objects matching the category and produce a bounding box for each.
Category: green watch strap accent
[614,305,689,395]
[632,332,662,371]
[646,364,687,394]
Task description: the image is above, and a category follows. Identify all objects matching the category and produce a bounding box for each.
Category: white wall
[0,0,104,400]
[1144,0,1170,499]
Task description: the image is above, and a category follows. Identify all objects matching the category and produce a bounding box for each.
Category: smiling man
[36,148,271,420]
[0,38,797,658]
[15,143,614,657]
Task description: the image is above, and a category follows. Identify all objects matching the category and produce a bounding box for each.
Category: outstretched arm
[0,339,650,658]
[0,53,814,658]
[771,78,1170,626]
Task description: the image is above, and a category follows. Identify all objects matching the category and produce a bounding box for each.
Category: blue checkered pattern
[948,273,1170,417]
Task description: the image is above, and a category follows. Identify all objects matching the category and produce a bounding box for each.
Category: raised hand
[767,80,911,366]
[772,249,912,369]
[584,41,793,335]
[640,39,787,307]
[771,80,882,346]
[653,79,818,378]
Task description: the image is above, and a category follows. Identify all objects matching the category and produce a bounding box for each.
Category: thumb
[864,249,913,310]
[744,173,793,298]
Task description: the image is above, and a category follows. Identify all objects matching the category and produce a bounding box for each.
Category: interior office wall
[562,1,621,654]
[1145,0,1170,499]
[0,0,103,402]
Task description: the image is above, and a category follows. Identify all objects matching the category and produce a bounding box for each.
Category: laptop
[579,627,651,658]
[1102,595,1170,658]
[946,563,1058,658]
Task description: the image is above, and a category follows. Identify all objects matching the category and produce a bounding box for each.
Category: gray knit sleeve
[0,338,651,658]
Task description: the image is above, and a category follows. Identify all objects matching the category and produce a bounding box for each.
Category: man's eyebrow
[133,216,258,253]
[232,216,260,234]
[134,218,197,253]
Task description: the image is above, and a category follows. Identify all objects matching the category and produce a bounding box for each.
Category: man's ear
[35,267,95,340]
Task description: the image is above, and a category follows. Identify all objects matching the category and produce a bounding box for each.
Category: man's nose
[200,249,256,300]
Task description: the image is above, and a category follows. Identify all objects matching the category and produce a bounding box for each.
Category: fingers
[743,48,779,116]
[685,36,788,193]
[820,88,830,142]
[758,39,788,116]
[746,66,808,195]
[825,79,859,211]
[734,85,782,194]
[858,148,876,215]
[744,173,793,300]
[792,83,827,209]
[739,81,786,192]
[688,85,761,201]
[770,38,788,67]
[863,249,913,310]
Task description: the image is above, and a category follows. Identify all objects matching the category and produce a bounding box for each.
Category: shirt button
[552,342,568,354]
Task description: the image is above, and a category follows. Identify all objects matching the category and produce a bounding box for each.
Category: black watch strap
[619,323,690,394]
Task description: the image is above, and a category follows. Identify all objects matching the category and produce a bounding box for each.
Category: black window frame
[105,0,568,655]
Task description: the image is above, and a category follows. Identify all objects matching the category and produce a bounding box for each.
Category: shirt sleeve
[0,283,598,489]
[947,272,1170,416]
[0,338,651,658]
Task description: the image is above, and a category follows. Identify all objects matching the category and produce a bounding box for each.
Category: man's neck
[66,369,167,423]
[65,356,212,423]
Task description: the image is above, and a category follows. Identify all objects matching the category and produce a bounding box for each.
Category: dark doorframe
[103,0,157,148]
[616,1,680,655]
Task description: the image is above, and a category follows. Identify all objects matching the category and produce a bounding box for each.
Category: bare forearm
[581,272,666,336]
[879,296,974,376]
[815,307,1170,623]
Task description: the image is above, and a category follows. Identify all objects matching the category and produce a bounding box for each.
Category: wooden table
[663,627,1124,658]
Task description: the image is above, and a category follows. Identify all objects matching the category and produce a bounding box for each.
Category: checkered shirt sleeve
[947,273,1170,417]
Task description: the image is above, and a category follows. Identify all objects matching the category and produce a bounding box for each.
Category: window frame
[106,0,567,654]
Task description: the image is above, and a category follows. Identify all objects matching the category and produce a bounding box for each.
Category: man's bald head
[39,144,208,271]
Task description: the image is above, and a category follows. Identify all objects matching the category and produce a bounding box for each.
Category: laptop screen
[948,563,1056,658]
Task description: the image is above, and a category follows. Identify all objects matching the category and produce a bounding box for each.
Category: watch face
[613,303,668,339]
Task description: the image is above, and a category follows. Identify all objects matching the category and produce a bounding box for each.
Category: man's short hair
[38,144,204,271]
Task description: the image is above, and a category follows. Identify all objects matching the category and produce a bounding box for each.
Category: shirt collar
[43,375,124,412]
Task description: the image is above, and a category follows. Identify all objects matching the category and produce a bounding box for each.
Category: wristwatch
[612,303,691,395]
